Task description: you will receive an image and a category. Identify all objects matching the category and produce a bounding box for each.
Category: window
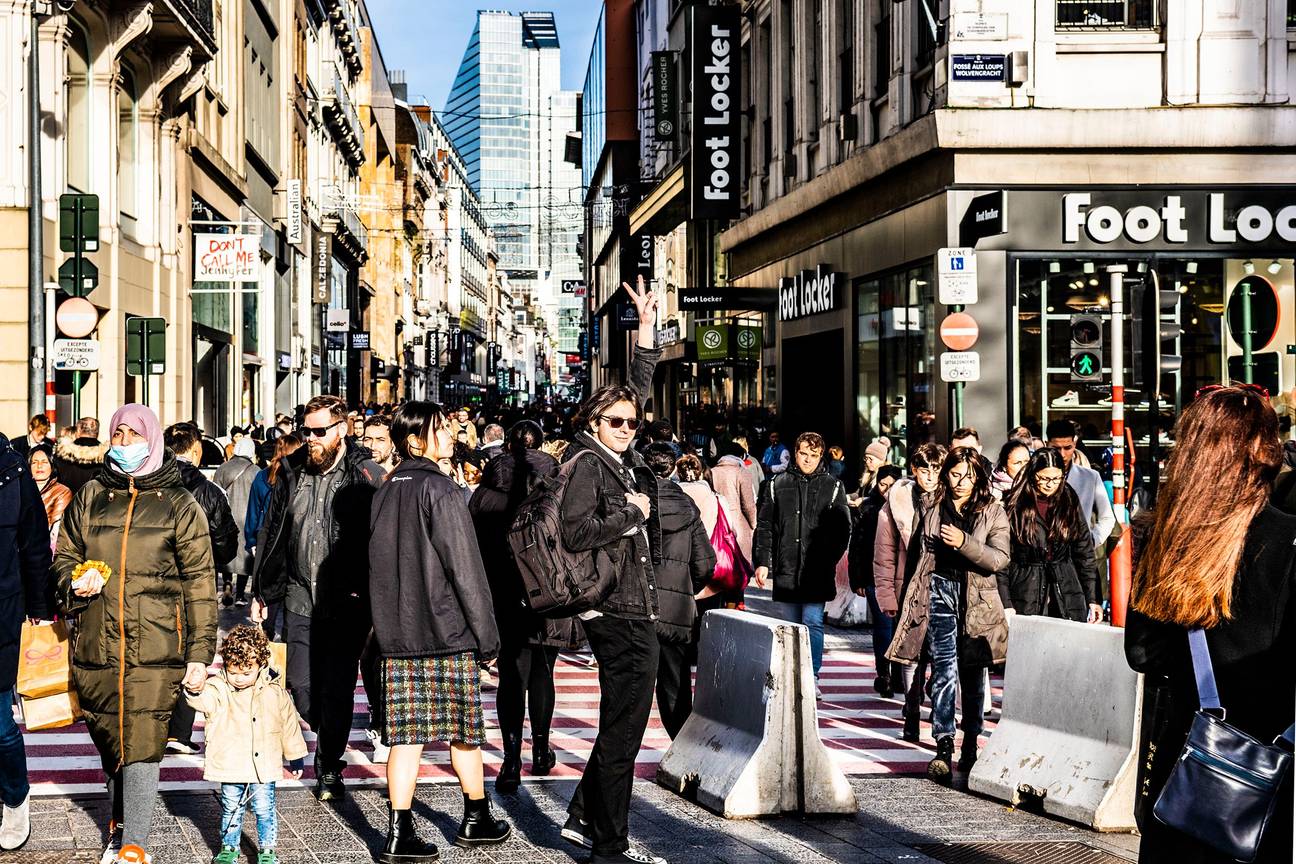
[1055,1,1156,29]
[781,0,795,157]
[808,0,821,140]
[914,0,937,67]
[839,0,854,118]
[117,65,139,232]
[760,18,772,174]
[873,0,890,100]
[65,22,90,193]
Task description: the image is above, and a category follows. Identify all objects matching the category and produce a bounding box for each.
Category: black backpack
[507,453,615,617]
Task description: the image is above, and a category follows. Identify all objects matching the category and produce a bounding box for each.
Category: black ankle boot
[927,736,955,786]
[453,794,511,848]
[378,807,439,863]
[531,733,556,776]
[901,711,920,743]
[957,739,978,773]
[495,733,522,794]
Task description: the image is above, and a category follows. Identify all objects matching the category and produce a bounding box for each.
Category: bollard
[656,610,857,819]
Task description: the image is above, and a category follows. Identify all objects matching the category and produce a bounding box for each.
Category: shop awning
[629,163,686,236]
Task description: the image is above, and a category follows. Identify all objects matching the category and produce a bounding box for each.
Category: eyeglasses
[1194,383,1270,401]
[599,415,640,431]
[1035,475,1065,486]
[301,420,345,438]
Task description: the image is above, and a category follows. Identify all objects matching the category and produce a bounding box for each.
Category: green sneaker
[256,851,279,864]
[211,847,239,864]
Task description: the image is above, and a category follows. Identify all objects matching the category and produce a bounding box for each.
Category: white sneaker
[0,794,30,851]
[115,844,153,864]
[365,728,390,764]
[99,828,122,864]
[622,844,668,864]
[815,682,824,700]
[1052,390,1080,407]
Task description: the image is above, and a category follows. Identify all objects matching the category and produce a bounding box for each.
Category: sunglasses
[599,415,640,431]
[1194,383,1270,401]
[301,420,345,438]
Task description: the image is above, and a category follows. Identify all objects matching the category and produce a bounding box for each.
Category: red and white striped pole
[44,283,56,423]
[1107,265,1132,626]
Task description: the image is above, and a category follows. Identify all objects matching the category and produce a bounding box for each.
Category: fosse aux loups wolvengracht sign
[690,4,741,221]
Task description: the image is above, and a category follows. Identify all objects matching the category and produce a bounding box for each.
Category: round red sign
[939,312,979,351]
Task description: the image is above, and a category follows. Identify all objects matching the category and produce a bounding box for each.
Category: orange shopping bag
[17,621,73,698]
[20,690,81,731]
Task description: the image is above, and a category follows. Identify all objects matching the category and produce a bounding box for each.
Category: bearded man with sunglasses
[250,394,383,802]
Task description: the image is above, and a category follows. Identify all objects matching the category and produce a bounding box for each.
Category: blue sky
[365,1,603,108]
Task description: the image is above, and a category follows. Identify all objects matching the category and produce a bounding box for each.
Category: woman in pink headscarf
[54,404,217,863]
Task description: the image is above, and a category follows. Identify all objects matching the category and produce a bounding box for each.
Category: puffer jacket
[0,435,53,691]
[176,459,238,569]
[886,499,1011,667]
[469,447,582,650]
[55,452,218,769]
[560,432,660,620]
[653,479,716,642]
[368,458,500,661]
[1005,487,1100,621]
[185,666,307,783]
[847,487,888,592]
[753,462,851,604]
[250,443,381,613]
[52,436,106,495]
[872,479,930,615]
[213,455,259,575]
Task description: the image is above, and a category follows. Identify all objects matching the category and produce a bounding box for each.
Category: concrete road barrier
[968,615,1142,832]
[656,609,857,819]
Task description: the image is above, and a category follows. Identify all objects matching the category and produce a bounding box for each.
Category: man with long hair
[250,395,383,802]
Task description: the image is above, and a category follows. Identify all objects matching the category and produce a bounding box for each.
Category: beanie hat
[865,436,891,463]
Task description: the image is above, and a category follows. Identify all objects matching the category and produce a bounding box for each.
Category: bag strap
[1187,628,1222,713]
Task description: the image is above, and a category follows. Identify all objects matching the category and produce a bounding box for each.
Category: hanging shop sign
[695,323,728,362]
[678,287,777,311]
[777,265,846,322]
[286,180,303,245]
[314,229,332,304]
[617,303,640,330]
[689,4,741,220]
[652,51,677,140]
[325,308,350,332]
[561,280,587,296]
[350,331,370,350]
[958,190,1006,247]
[735,324,761,362]
[194,233,261,281]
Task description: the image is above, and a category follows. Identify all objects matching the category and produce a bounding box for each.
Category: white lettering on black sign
[690,5,741,220]
[778,265,844,322]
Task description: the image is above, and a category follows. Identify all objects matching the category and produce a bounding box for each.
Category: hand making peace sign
[623,274,657,325]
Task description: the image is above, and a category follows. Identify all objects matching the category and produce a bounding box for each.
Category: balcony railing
[324,67,365,170]
[157,0,216,56]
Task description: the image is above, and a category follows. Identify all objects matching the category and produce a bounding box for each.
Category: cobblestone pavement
[23,777,1141,863]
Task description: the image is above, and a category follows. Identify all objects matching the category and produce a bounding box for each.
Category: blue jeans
[219,782,277,850]
[0,688,27,806]
[926,575,987,742]
[863,588,895,681]
[772,602,826,677]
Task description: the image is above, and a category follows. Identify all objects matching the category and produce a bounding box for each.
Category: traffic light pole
[1240,280,1254,385]
[28,6,45,419]
[1107,265,1132,627]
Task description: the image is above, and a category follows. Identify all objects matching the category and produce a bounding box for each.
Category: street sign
[58,194,99,253]
[939,312,979,351]
[125,316,166,377]
[55,296,99,338]
[940,351,981,383]
[937,247,978,305]
[325,308,350,332]
[52,338,100,371]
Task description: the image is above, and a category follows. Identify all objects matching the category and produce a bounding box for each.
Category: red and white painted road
[21,650,1001,797]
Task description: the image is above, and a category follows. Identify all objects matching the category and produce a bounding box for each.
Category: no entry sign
[939,312,979,351]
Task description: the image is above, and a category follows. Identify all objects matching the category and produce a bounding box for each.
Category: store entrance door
[781,331,845,448]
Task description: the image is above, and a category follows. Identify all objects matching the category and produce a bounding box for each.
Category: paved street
[17,593,1143,863]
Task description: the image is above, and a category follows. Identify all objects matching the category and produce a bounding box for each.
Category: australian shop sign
[689,4,741,220]
[778,265,845,322]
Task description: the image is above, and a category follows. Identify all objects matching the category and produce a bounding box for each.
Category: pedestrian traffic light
[1069,314,1103,382]
[1140,277,1182,395]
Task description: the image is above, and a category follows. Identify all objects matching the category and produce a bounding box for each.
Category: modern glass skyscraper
[443,10,581,338]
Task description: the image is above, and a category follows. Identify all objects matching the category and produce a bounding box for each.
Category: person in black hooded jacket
[754,431,851,686]
[468,420,581,794]
[643,443,717,739]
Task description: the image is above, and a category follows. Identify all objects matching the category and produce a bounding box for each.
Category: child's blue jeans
[219,782,277,850]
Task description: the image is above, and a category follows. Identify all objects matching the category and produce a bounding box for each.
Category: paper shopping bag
[20,690,81,730]
[269,641,287,675]
[17,620,73,698]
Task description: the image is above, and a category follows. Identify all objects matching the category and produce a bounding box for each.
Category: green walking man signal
[1069,314,1103,383]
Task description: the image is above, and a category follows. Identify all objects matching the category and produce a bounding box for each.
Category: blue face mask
[108,442,150,473]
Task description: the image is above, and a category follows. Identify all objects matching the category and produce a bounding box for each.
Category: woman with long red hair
[1126,384,1294,863]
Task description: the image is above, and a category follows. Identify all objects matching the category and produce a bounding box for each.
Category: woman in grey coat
[214,436,260,605]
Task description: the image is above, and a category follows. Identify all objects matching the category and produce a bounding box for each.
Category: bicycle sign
[53,338,101,371]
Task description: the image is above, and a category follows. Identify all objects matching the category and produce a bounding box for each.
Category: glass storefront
[856,262,937,462]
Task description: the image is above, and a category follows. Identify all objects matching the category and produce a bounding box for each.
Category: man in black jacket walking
[251,395,382,801]
[754,432,851,694]
[163,422,239,753]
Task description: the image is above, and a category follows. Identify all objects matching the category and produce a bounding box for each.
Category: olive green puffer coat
[55,452,217,770]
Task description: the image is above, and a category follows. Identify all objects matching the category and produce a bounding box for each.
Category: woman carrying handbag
[1126,384,1294,863]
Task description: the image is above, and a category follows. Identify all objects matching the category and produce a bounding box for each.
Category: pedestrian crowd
[0,283,1291,864]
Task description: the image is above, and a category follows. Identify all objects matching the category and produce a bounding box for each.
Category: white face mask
[109,442,150,473]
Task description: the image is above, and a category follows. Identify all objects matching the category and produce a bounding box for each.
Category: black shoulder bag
[1152,628,1294,862]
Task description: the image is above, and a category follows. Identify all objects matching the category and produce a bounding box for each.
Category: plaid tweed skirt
[382,652,485,746]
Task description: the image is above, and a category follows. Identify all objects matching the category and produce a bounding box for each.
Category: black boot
[957,738,978,773]
[453,794,511,848]
[495,733,522,794]
[927,736,955,786]
[901,710,920,743]
[378,807,439,863]
[531,733,556,776]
